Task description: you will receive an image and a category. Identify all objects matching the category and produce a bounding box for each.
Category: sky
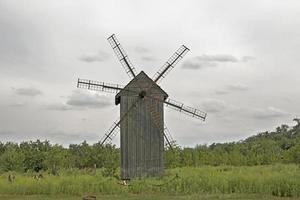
[0,0,300,147]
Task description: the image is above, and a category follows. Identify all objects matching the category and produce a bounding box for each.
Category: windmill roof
[115,71,168,105]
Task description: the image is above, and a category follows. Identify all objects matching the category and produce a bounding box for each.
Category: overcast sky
[1,0,300,147]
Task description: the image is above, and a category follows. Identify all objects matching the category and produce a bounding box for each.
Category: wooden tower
[77,34,207,179]
[116,71,168,178]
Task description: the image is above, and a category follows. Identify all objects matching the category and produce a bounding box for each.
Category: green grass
[1,165,300,198]
[0,194,299,200]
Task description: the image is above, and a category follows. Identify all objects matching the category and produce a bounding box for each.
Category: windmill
[77,34,207,179]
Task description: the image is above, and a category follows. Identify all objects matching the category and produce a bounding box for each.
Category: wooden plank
[119,73,166,179]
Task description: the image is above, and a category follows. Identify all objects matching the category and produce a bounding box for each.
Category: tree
[0,145,24,172]
[294,118,300,126]
[101,144,120,177]
[44,144,67,175]
[20,140,49,172]
[68,141,93,169]
[285,134,300,163]
[165,145,181,168]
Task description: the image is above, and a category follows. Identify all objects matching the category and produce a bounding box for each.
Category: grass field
[1,164,300,199]
[0,194,299,200]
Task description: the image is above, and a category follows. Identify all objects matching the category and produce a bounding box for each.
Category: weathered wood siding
[120,96,164,179]
[119,72,166,179]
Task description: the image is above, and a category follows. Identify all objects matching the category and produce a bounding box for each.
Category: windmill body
[116,71,168,178]
[77,34,207,180]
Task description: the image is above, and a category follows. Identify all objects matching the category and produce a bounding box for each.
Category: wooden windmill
[77,34,207,179]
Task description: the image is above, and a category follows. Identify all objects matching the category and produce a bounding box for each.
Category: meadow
[1,164,300,199]
[0,194,298,200]
[1,121,299,199]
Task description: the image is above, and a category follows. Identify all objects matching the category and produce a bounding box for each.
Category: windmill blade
[107,34,137,79]
[164,98,207,121]
[100,97,141,145]
[77,78,124,93]
[100,119,120,145]
[143,96,176,150]
[163,124,177,150]
[152,45,190,83]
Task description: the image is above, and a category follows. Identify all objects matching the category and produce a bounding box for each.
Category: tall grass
[0,164,299,197]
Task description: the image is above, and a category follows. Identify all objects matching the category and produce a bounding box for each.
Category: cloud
[182,54,238,70]
[226,84,249,91]
[242,56,255,62]
[252,107,288,119]
[45,130,100,145]
[182,59,217,69]
[9,102,26,107]
[66,90,111,109]
[0,129,13,136]
[48,131,81,139]
[135,46,149,53]
[197,54,239,62]
[45,103,73,111]
[134,46,155,61]
[13,87,43,96]
[200,99,227,113]
[141,56,155,61]
[215,84,249,95]
[44,91,111,111]
[78,51,109,62]
[214,90,230,95]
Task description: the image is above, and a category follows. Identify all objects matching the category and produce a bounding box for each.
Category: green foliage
[0,119,299,198]
[285,135,300,164]
[44,145,68,175]
[164,119,300,168]
[0,143,24,172]
[20,140,51,172]
[164,145,181,168]
[0,119,299,173]
[101,144,119,178]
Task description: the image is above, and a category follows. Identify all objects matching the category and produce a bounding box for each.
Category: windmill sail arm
[163,124,176,150]
[141,96,176,151]
[163,134,173,150]
[152,45,189,83]
[164,98,207,120]
[100,120,120,145]
[143,95,207,121]
[77,78,124,93]
[107,34,137,79]
[100,98,141,145]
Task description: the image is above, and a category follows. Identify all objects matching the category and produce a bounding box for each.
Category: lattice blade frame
[143,96,175,151]
[107,34,137,79]
[100,119,120,145]
[163,124,177,150]
[153,45,189,83]
[77,78,124,93]
[100,97,141,145]
[164,98,207,120]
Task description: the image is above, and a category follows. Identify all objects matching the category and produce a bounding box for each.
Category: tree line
[0,119,299,173]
